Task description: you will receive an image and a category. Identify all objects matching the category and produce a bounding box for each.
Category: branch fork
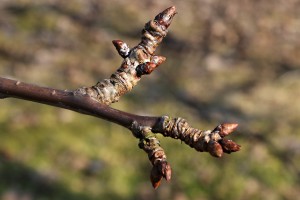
[0,6,241,189]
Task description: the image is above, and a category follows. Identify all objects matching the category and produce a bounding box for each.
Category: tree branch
[0,77,157,128]
[75,6,176,105]
[0,6,241,189]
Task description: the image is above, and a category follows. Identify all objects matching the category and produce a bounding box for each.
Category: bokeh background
[0,0,300,199]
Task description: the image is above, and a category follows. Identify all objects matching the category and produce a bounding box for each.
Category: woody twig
[0,6,241,189]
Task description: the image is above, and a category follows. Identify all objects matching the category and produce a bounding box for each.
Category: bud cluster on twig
[132,121,171,189]
[75,6,176,105]
[156,116,241,157]
[0,6,241,190]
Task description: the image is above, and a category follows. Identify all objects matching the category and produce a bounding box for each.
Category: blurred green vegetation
[0,0,300,199]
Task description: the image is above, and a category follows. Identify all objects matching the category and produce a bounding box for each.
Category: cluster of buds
[110,6,241,189]
[212,123,241,156]
[112,6,176,78]
[132,121,171,189]
[133,116,240,189]
[154,116,241,158]
[138,136,172,189]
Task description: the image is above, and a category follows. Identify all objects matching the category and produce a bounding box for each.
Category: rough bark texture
[0,6,240,189]
[153,116,240,157]
[75,6,176,105]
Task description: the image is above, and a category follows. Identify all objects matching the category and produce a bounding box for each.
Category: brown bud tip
[207,141,223,157]
[136,62,154,76]
[112,40,130,58]
[151,56,166,66]
[136,56,166,77]
[154,6,177,28]
[150,167,163,189]
[112,39,122,47]
[219,138,241,154]
[214,123,238,137]
[163,163,172,181]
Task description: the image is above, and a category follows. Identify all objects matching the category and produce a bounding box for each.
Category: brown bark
[0,6,240,188]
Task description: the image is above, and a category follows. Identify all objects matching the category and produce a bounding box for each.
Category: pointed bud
[112,40,130,58]
[214,123,238,138]
[162,162,172,181]
[219,138,241,154]
[136,56,166,77]
[150,166,163,189]
[151,56,166,66]
[207,141,223,157]
[154,6,177,28]
[136,62,152,77]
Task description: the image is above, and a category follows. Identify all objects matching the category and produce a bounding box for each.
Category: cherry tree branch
[0,6,241,189]
[0,77,157,128]
[75,6,176,105]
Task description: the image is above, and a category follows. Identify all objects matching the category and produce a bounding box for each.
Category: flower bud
[154,6,177,29]
[162,162,172,181]
[150,166,163,189]
[136,56,166,77]
[207,141,223,157]
[219,138,241,154]
[112,40,130,58]
[217,123,238,137]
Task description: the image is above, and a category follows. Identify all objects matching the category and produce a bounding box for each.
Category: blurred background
[0,0,300,199]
